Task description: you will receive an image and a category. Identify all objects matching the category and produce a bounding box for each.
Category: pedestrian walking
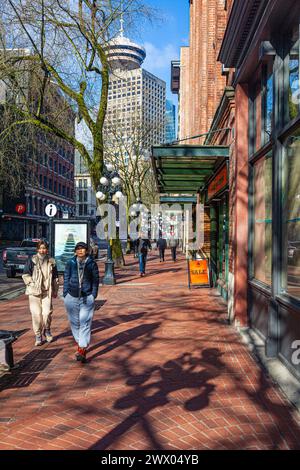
[22,240,59,346]
[133,238,139,258]
[63,242,99,363]
[169,236,178,262]
[156,236,167,262]
[137,236,152,277]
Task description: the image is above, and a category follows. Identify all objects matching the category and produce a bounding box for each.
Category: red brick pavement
[0,253,300,450]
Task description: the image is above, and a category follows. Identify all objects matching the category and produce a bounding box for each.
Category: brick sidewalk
[0,253,300,450]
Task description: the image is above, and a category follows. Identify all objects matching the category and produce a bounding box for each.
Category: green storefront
[201,162,229,300]
[151,145,229,296]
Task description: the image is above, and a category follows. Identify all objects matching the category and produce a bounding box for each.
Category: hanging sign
[187,259,210,289]
[207,165,228,201]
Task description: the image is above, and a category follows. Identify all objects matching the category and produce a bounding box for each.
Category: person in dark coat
[137,237,152,276]
[169,236,178,262]
[156,236,167,262]
[63,242,99,363]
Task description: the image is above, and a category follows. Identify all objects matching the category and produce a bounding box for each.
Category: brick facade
[179,0,228,143]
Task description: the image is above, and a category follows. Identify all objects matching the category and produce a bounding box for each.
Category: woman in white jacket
[22,240,59,346]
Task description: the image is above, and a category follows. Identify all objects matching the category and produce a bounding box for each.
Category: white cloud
[143,42,179,74]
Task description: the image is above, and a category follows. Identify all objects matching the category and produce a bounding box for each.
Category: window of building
[282,132,300,299]
[44,176,47,189]
[288,25,300,121]
[262,58,274,145]
[252,151,273,285]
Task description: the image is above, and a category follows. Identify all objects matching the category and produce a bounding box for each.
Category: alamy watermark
[291,340,300,366]
[95,197,205,250]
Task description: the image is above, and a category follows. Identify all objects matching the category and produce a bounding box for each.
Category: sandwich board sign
[187,258,210,289]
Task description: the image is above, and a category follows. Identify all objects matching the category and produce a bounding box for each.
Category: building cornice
[205,87,235,144]
[218,0,271,68]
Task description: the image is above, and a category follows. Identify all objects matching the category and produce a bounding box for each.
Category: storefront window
[288,26,300,121]
[262,60,274,144]
[253,152,273,285]
[283,134,300,299]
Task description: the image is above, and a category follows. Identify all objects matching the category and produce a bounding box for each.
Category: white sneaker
[44,331,53,343]
[35,336,42,346]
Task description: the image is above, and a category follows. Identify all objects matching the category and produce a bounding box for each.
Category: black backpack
[140,239,149,254]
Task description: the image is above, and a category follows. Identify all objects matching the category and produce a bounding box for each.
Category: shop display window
[253,152,273,285]
[282,133,300,299]
[288,25,300,121]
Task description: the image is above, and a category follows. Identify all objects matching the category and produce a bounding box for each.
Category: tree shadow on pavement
[87,322,161,360]
[53,312,146,343]
[0,348,62,391]
[89,348,224,450]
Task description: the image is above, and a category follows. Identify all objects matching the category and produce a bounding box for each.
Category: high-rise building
[104,32,166,152]
[165,100,176,143]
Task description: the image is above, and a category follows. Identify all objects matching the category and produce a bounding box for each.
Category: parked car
[288,240,300,265]
[2,238,43,278]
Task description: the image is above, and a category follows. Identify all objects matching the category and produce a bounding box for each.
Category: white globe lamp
[106,163,114,172]
[112,176,121,186]
[100,176,109,186]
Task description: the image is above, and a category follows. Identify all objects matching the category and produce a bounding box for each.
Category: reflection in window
[265,73,273,139]
[253,153,272,285]
[288,27,300,121]
[283,134,300,299]
[289,58,299,120]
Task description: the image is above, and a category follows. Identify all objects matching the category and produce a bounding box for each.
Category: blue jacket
[63,256,99,299]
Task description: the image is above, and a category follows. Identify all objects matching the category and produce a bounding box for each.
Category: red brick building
[178,0,228,143]
[0,84,76,243]
[167,0,300,381]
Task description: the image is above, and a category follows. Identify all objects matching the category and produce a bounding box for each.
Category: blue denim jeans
[139,253,147,273]
[64,294,95,348]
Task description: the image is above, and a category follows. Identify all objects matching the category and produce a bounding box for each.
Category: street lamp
[96,164,123,285]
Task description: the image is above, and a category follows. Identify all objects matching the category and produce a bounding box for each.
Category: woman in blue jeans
[63,242,99,363]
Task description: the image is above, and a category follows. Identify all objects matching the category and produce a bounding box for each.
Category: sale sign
[187,259,210,288]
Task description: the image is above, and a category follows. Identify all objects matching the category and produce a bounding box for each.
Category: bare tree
[0,0,154,193]
[104,110,163,208]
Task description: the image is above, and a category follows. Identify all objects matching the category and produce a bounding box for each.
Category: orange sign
[188,259,210,288]
[208,165,228,200]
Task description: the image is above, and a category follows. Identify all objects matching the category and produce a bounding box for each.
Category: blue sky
[131,0,190,104]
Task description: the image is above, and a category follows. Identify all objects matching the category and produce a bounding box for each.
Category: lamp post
[96,164,123,285]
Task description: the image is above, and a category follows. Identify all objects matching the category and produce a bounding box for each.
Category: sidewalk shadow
[0,348,62,391]
[115,268,183,285]
[90,313,146,336]
[94,300,107,311]
[89,348,223,449]
[88,322,161,360]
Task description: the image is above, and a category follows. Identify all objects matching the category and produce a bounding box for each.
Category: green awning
[151,145,229,194]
